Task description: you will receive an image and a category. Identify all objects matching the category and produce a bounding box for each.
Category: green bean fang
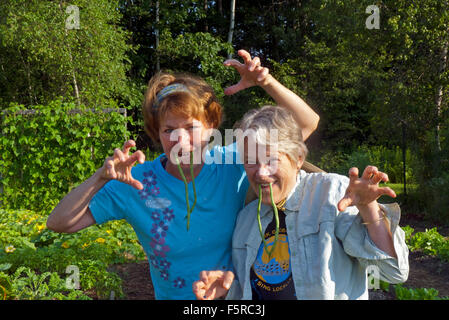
[175,151,197,231]
[257,183,280,258]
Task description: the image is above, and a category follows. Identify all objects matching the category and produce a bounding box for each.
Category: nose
[255,163,272,178]
[176,129,192,148]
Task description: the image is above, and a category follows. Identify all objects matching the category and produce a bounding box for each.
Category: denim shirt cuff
[341,203,409,283]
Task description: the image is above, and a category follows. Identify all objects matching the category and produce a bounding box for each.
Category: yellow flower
[61,242,70,249]
[5,245,15,253]
[106,230,112,235]
[36,224,46,232]
[27,217,36,225]
[82,243,90,249]
[95,238,106,244]
[117,241,122,247]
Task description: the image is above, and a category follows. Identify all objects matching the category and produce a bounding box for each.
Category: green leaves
[403,225,449,262]
[0,100,130,211]
[0,209,144,299]
[395,283,449,300]
[0,0,137,108]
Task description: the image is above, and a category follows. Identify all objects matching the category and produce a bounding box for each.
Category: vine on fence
[0,100,130,211]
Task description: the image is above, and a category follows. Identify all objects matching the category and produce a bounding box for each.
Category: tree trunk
[204,0,208,32]
[217,0,223,16]
[59,1,80,106]
[435,37,448,153]
[155,0,160,72]
[227,0,236,59]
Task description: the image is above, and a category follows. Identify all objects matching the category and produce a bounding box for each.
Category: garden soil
[104,214,449,300]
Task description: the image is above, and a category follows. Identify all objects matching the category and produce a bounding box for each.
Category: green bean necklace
[257,183,282,258]
[174,151,197,231]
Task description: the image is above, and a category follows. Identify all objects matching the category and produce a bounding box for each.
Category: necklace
[276,198,287,211]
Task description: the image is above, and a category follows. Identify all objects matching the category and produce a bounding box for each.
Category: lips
[258,181,277,191]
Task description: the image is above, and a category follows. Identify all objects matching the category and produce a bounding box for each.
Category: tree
[0,0,138,108]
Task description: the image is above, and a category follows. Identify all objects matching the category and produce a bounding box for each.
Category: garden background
[1,0,448,300]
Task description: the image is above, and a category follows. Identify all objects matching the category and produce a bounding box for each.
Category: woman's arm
[46,169,108,233]
[337,166,398,258]
[46,140,145,233]
[224,49,320,141]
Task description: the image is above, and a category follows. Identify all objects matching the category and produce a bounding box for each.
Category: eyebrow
[163,122,197,129]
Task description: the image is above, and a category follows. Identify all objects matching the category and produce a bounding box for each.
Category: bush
[417,172,449,224]
[314,145,416,184]
[0,100,130,211]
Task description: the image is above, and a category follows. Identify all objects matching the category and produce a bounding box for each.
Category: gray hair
[236,105,308,164]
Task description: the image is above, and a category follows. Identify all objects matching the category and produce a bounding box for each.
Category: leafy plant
[0,209,145,299]
[0,100,130,211]
[395,284,449,300]
[402,225,449,262]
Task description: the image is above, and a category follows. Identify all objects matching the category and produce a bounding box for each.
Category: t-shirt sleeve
[88,180,128,225]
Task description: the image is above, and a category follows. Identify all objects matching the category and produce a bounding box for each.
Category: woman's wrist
[357,202,385,225]
[94,167,112,187]
[258,74,276,90]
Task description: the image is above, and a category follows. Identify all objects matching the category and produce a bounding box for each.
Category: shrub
[415,172,449,225]
[314,145,416,184]
[0,100,130,211]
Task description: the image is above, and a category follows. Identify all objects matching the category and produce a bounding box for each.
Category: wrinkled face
[159,111,211,167]
[243,142,303,205]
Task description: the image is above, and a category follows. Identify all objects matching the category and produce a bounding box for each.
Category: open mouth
[258,181,278,194]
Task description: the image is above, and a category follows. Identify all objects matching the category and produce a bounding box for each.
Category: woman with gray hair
[193,106,409,300]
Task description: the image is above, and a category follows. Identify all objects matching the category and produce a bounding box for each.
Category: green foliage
[0,100,130,211]
[158,30,235,97]
[0,0,139,107]
[403,226,449,262]
[395,284,449,300]
[313,145,416,184]
[413,119,449,223]
[0,209,145,299]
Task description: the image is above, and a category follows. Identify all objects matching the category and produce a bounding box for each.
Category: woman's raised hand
[100,140,145,190]
[223,49,271,95]
[192,270,234,300]
[337,166,397,212]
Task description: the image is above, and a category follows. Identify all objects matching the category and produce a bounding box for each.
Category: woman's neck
[163,157,204,183]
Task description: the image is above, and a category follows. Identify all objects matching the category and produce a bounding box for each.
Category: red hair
[142,72,223,145]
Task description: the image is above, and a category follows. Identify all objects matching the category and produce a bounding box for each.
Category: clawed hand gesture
[337,166,397,212]
[100,140,145,190]
[223,49,271,95]
[192,270,235,300]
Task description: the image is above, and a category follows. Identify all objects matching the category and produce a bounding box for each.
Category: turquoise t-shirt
[89,143,249,300]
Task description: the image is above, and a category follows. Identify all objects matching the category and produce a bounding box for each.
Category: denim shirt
[226,170,409,300]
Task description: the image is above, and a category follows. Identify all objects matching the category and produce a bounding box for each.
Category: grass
[378,183,418,204]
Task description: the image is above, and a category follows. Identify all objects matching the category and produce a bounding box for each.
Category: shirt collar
[284,170,305,212]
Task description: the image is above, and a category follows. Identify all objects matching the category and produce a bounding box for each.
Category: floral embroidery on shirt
[162,208,174,221]
[150,236,170,258]
[141,168,183,288]
[151,221,169,239]
[139,170,160,200]
[173,277,186,289]
[143,170,157,186]
[151,211,160,221]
